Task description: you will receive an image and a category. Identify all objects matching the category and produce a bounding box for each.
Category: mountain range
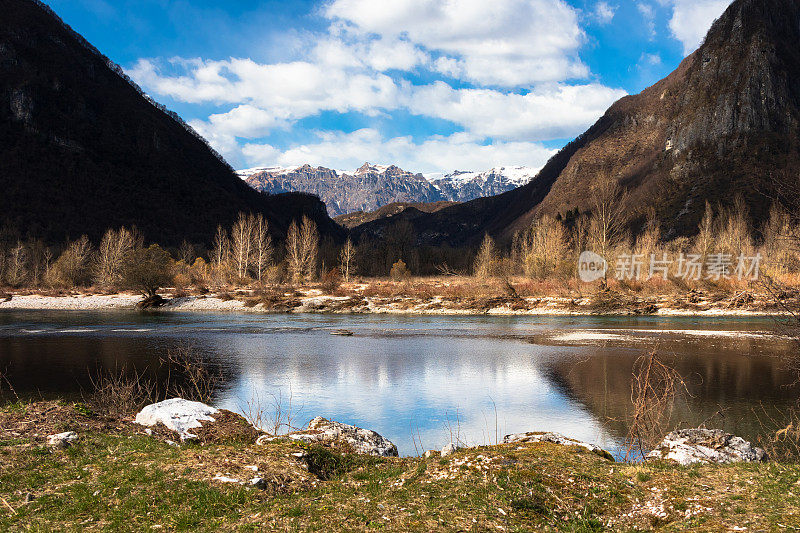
[0,0,341,247]
[349,0,800,246]
[240,163,537,217]
[4,0,797,257]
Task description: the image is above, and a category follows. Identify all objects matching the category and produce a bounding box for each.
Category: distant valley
[239,163,537,217]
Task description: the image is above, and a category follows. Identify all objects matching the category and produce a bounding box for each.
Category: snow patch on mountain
[429,166,538,187]
[240,162,540,217]
[236,166,301,179]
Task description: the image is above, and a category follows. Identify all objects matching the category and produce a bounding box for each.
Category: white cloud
[127,1,630,172]
[312,24,428,72]
[132,59,624,146]
[594,2,617,24]
[408,82,626,141]
[242,129,557,174]
[637,2,656,38]
[325,0,588,86]
[664,0,729,55]
[130,57,402,117]
[640,53,662,66]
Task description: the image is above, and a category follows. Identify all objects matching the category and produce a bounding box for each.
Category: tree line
[1,184,798,294]
[473,181,799,281]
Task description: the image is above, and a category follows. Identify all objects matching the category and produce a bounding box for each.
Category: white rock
[212,474,241,484]
[423,450,437,458]
[46,431,78,448]
[257,417,398,457]
[647,429,766,465]
[440,443,458,457]
[502,432,613,460]
[134,398,219,440]
[249,477,268,489]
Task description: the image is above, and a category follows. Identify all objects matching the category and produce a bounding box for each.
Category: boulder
[503,431,614,461]
[134,398,219,440]
[647,429,766,465]
[440,443,459,457]
[46,431,78,448]
[257,417,398,457]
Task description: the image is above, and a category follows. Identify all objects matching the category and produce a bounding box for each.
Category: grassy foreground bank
[1,402,799,532]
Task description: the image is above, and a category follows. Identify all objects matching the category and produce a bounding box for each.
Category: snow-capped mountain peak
[430,166,538,187]
[240,162,539,216]
[236,165,301,179]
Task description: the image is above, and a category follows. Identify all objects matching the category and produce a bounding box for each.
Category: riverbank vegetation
[2,399,800,531]
[1,200,800,311]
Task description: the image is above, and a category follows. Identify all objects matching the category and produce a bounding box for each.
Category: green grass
[1,406,800,531]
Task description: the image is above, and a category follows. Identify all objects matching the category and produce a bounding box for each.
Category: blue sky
[46,0,731,173]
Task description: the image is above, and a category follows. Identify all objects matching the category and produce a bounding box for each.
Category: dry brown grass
[161,345,222,405]
[87,368,156,420]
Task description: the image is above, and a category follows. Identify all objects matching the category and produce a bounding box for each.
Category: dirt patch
[193,409,261,444]
[169,440,320,494]
[0,401,132,443]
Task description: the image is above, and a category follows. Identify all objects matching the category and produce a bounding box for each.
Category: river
[0,310,796,458]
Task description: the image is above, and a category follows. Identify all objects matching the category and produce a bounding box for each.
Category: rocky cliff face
[531,0,800,237]
[244,163,441,216]
[351,0,800,245]
[243,163,536,216]
[0,0,341,246]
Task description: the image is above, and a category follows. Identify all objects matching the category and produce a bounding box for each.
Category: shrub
[88,368,156,419]
[320,268,342,293]
[121,244,173,297]
[390,259,411,280]
[46,236,92,288]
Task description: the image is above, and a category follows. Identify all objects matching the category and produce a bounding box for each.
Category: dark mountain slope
[0,0,341,246]
[334,201,459,229]
[352,0,800,246]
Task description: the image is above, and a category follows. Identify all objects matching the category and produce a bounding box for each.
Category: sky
[46,0,731,174]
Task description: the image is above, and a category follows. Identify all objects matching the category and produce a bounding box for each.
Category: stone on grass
[647,429,766,465]
[46,431,78,449]
[249,477,268,489]
[440,443,459,457]
[423,450,438,458]
[134,398,219,441]
[503,431,614,461]
[257,417,398,457]
[212,474,241,484]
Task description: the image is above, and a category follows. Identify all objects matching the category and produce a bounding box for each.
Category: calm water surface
[0,310,796,458]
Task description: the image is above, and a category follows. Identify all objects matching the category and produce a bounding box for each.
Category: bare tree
[94,227,137,289]
[27,239,49,287]
[719,196,754,258]
[231,212,254,280]
[517,216,569,279]
[339,237,355,282]
[589,177,629,265]
[286,220,303,285]
[251,214,273,283]
[178,240,195,267]
[300,216,319,282]
[691,201,716,260]
[474,233,495,278]
[47,235,93,288]
[6,241,27,287]
[286,216,319,285]
[211,224,231,285]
